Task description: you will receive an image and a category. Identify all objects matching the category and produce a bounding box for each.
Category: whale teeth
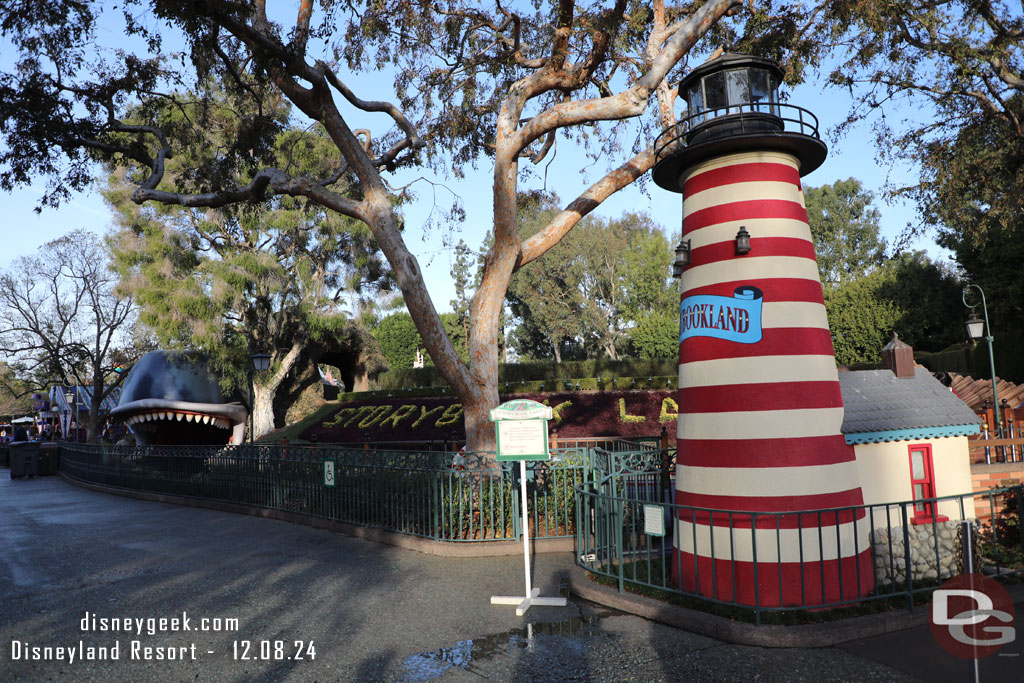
[202,415,211,425]
[176,413,184,421]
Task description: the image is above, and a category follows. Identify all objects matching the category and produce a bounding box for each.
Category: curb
[570,568,1024,647]
[568,566,935,648]
[59,473,572,558]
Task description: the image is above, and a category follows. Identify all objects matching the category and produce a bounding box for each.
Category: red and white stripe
[674,151,873,607]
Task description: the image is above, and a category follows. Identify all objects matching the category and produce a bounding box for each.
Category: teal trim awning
[844,423,981,445]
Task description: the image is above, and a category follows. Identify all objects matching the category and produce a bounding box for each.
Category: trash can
[9,441,40,479]
[37,442,59,475]
[0,444,9,468]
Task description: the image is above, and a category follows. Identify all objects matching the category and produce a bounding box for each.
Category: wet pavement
[0,473,1017,681]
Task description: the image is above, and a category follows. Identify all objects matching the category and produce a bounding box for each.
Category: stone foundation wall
[872,520,965,586]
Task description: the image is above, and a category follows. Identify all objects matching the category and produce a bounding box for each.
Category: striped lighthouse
[652,54,873,608]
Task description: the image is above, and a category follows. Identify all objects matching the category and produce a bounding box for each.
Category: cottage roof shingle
[839,368,981,444]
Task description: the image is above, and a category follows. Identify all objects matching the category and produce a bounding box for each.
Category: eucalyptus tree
[813,1,1024,332]
[0,0,769,452]
[0,231,137,442]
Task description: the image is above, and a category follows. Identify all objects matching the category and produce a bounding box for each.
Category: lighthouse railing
[574,480,1023,624]
[654,101,822,164]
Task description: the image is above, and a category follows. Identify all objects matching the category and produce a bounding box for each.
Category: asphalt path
[0,472,1016,682]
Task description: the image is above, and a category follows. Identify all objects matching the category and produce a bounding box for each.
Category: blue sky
[0,12,946,315]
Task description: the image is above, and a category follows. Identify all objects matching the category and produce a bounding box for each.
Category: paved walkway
[0,474,1019,681]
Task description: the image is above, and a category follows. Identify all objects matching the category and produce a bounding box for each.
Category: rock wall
[872,520,966,586]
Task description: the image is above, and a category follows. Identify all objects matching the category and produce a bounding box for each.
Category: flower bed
[302,390,679,444]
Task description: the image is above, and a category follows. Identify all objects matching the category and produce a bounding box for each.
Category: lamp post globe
[964,316,985,341]
[251,352,271,372]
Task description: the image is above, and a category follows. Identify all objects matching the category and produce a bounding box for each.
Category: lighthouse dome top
[651,52,827,191]
[679,52,784,122]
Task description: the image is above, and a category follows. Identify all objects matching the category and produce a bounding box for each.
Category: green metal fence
[576,470,1024,624]
[58,443,672,543]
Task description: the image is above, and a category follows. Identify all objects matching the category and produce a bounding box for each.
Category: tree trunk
[251,341,304,440]
[87,396,100,443]
[87,375,104,444]
[252,383,275,440]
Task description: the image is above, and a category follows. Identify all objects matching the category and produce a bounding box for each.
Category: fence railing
[58,443,673,544]
[316,435,664,454]
[969,432,1024,464]
[575,475,1023,624]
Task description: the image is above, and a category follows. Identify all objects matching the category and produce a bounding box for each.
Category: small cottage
[839,334,981,522]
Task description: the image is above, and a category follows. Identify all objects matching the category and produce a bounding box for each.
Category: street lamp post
[962,284,1001,438]
[64,388,78,444]
[247,326,272,445]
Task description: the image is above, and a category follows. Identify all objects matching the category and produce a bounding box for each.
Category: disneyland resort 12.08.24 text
[8,611,316,663]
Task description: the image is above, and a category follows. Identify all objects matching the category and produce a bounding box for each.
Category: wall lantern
[672,239,691,277]
[735,226,751,254]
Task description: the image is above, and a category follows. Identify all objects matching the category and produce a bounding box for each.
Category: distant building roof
[946,372,1023,411]
[839,368,981,445]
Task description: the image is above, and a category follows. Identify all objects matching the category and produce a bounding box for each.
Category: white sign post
[489,400,568,616]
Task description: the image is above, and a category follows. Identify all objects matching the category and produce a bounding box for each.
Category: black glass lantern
[735,226,751,254]
[672,239,691,277]
[251,352,271,372]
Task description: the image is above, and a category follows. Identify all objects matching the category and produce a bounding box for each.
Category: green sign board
[490,399,552,462]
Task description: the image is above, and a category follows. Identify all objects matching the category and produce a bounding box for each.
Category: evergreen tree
[804,178,886,290]
[373,313,422,371]
[105,97,392,438]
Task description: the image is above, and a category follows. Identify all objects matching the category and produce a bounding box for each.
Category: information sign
[488,399,566,615]
[323,459,336,487]
[490,399,551,462]
[643,504,665,537]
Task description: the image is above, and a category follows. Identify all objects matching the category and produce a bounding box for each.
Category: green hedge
[375,358,678,390]
[913,344,975,376]
[335,375,678,403]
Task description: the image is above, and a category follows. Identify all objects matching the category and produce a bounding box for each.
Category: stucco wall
[854,435,975,520]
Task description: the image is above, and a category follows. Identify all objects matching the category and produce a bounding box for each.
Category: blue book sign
[680,286,763,345]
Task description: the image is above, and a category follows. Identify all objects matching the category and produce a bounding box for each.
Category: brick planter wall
[971,463,1024,522]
